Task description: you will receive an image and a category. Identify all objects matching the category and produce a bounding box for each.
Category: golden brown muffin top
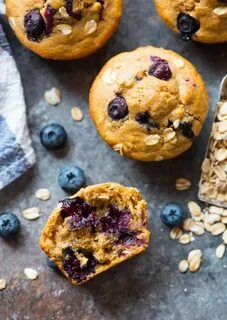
[89,46,209,162]
[154,0,227,43]
[6,0,122,59]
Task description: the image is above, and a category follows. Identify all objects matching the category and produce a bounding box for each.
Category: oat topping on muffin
[89,46,209,162]
[6,0,122,59]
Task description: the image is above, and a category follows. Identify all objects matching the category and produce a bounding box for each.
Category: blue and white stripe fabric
[0,3,36,190]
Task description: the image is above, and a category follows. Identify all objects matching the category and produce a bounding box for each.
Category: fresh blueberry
[40,123,67,150]
[0,212,21,238]
[179,122,194,139]
[177,13,200,41]
[58,165,86,193]
[46,257,58,270]
[108,96,128,120]
[24,10,45,41]
[161,203,185,227]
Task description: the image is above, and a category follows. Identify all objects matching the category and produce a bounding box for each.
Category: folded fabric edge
[0,149,36,190]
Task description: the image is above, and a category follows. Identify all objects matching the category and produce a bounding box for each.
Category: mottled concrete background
[0,1,227,319]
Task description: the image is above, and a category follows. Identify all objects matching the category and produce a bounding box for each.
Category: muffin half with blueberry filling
[6,0,122,59]
[89,46,209,161]
[40,183,150,285]
[154,0,227,43]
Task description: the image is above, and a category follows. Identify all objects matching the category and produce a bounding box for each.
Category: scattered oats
[179,233,191,244]
[188,256,202,272]
[24,268,38,280]
[175,178,191,191]
[204,213,221,225]
[173,119,180,129]
[187,249,202,263]
[188,201,201,216]
[22,207,40,220]
[183,218,194,231]
[160,228,164,232]
[184,288,188,293]
[0,279,7,290]
[216,244,225,259]
[191,223,205,236]
[163,128,176,143]
[211,222,226,236]
[179,260,188,273]
[170,227,182,240]
[102,70,117,84]
[44,87,61,106]
[144,134,160,146]
[222,216,227,224]
[213,7,227,16]
[8,17,16,30]
[56,24,72,35]
[222,209,227,217]
[209,206,224,215]
[84,20,97,34]
[71,107,83,122]
[59,7,70,18]
[222,230,227,244]
[35,188,50,201]
[188,250,202,272]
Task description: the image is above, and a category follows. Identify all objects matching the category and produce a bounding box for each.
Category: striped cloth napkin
[0,3,36,190]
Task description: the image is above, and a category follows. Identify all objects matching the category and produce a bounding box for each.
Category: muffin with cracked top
[40,183,150,285]
[154,0,227,43]
[6,0,122,59]
[89,46,209,162]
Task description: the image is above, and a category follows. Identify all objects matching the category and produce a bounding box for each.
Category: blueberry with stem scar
[161,203,185,227]
[0,212,21,238]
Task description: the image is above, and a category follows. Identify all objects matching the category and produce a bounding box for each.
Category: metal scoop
[219,75,227,101]
[198,75,227,208]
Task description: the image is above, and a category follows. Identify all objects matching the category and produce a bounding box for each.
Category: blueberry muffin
[89,46,209,162]
[154,0,227,43]
[6,0,122,60]
[40,183,150,285]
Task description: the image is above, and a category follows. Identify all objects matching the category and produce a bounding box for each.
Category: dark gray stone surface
[0,1,227,319]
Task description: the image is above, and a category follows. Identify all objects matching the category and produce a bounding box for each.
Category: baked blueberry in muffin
[40,183,150,285]
[6,0,122,59]
[89,46,209,162]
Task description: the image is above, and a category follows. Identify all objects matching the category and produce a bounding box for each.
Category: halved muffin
[40,183,150,285]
